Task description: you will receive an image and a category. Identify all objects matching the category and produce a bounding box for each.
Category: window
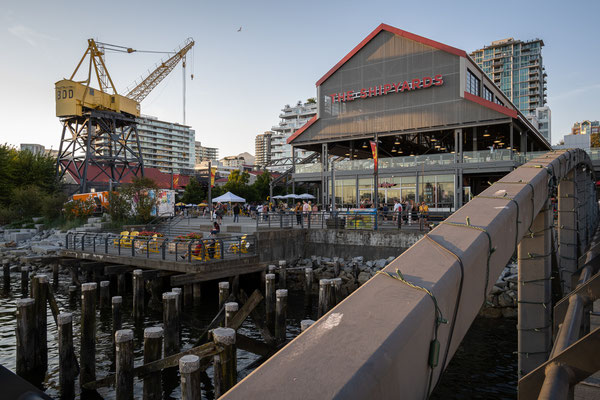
[483,86,494,102]
[466,69,481,96]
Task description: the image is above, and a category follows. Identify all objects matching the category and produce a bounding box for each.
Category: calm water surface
[1,269,516,399]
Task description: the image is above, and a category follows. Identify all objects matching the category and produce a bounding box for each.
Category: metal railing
[65,232,257,263]
[255,210,452,230]
[222,150,600,400]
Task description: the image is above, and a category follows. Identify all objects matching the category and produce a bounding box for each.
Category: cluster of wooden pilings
[6,257,340,399]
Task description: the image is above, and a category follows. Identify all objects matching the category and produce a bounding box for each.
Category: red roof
[62,162,190,189]
[316,23,467,87]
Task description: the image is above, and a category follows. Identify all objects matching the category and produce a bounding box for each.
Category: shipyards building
[289,24,551,211]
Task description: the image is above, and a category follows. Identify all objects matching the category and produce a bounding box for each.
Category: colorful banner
[370,140,378,172]
[210,167,217,187]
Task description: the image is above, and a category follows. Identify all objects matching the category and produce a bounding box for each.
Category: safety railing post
[517,199,552,378]
[81,234,86,251]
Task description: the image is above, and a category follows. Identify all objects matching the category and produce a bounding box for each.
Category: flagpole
[208,160,213,222]
[371,135,379,230]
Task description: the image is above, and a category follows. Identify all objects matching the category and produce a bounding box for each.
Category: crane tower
[55,38,194,193]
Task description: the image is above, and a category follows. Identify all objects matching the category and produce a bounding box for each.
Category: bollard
[112,296,123,349]
[3,260,9,291]
[172,287,182,334]
[265,273,276,332]
[80,282,97,388]
[225,302,239,329]
[21,266,29,297]
[268,264,277,275]
[133,269,144,319]
[117,273,127,295]
[32,274,48,373]
[53,264,59,288]
[162,292,179,356]
[218,281,230,309]
[213,327,237,393]
[115,329,134,400]
[278,260,287,289]
[331,278,342,305]
[300,319,315,332]
[318,279,331,318]
[179,354,201,400]
[58,312,76,400]
[143,327,163,400]
[275,289,288,343]
[99,280,110,309]
[183,284,193,308]
[15,298,36,378]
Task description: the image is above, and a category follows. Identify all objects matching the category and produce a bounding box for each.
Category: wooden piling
[21,266,29,296]
[331,278,342,306]
[163,292,180,356]
[184,284,193,308]
[68,285,78,304]
[218,282,230,309]
[225,302,239,329]
[275,289,288,343]
[193,282,202,302]
[2,260,9,290]
[213,327,237,393]
[115,329,134,400]
[53,263,59,288]
[304,268,313,294]
[268,264,277,275]
[15,298,36,378]
[32,274,48,373]
[58,312,76,400]
[265,273,275,332]
[278,260,287,289]
[80,282,97,388]
[213,354,223,399]
[99,280,110,309]
[143,327,163,400]
[179,354,201,400]
[172,287,182,333]
[300,319,315,332]
[333,257,340,277]
[117,273,127,295]
[133,269,144,319]
[112,296,122,348]
[318,279,331,318]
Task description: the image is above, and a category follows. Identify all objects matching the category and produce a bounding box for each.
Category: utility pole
[208,160,212,221]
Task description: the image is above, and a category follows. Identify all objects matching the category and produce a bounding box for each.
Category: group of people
[388,199,429,224]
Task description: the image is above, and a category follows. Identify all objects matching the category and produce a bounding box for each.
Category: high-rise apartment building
[533,106,551,143]
[269,100,317,172]
[470,38,547,118]
[95,115,195,174]
[194,141,219,164]
[255,131,272,168]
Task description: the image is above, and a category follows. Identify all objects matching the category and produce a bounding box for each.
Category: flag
[370,140,378,173]
[210,167,217,187]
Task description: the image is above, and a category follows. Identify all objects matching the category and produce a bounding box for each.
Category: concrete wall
[256,228,424,262]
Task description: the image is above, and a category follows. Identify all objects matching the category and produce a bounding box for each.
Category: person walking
[295,202,302,226]
[419,201,429,223]
[393,199,402,222]
[233,203,240,223]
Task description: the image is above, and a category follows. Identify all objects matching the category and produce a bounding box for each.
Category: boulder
[498,292,513,307]
[357,271,371,285]
[501,308,518,318]
[491,285,504,295]
[374,259,387,270]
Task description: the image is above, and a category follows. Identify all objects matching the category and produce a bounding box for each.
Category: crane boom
[125,38,194,102]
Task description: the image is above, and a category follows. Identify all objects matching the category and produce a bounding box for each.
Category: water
[1,270,516,399]
[0,270,312,399]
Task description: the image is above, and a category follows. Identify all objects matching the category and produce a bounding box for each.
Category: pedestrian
[302,200,311,225]
[295,202,302,226]
[393,200,402,222]
[233,203,240,223]
[419,201,429,223]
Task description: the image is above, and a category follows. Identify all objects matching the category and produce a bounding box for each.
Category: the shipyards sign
[328,74,443,103]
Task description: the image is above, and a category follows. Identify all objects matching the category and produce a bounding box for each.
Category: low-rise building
[195,141,219,163]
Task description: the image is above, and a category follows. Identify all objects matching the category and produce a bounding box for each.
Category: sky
[1,0,598,156]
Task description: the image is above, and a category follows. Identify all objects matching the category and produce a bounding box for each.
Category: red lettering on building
[368,87,377,97]
[383,84,392,94]
[360,88,368,98]
[328,74,443,102]
[422,76,432,88]
[412,79,421,90]
[346,90,354,101]
[401,81,410,92]
[433,74,443,86]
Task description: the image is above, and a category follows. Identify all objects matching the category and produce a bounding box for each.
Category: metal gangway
[221,149,600,399]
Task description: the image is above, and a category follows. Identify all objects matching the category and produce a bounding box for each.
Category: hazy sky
[1,0,598,155]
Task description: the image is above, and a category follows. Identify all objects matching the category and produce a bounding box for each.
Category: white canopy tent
[212,192,246,203]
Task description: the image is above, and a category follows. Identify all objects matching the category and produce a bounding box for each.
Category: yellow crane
[55,37,194,193]
[55,37,195,118]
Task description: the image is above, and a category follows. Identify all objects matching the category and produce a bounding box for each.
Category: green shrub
[11,185,47,219]
[64,198,96,220]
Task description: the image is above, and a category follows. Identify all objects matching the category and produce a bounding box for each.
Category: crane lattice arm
[125,38,194,102]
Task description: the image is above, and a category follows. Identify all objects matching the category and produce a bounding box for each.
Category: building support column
[509,123,514,161]
[576,167,587,254]
[517,199,552,377]
[558,170,577,294]
[373,134,379,230]
[521,130,528,156]
[321,144,328,209]
[291,146,296,195]
[454,129,463,210]
[472,127,477,152]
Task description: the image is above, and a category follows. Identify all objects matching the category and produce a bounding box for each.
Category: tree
[306,97,317,104]
[252,170,271,200]
[121,177,159,223]
[181,177,205,204]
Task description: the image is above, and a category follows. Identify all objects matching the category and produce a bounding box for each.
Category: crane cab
[55,79,141,118]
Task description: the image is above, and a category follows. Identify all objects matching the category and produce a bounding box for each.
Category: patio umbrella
[283,194,299,199]
[197,203,208,207]
[186,204,194,207]
[298,193,316,199]
[271,195,284,199]
[176,202,185,206]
